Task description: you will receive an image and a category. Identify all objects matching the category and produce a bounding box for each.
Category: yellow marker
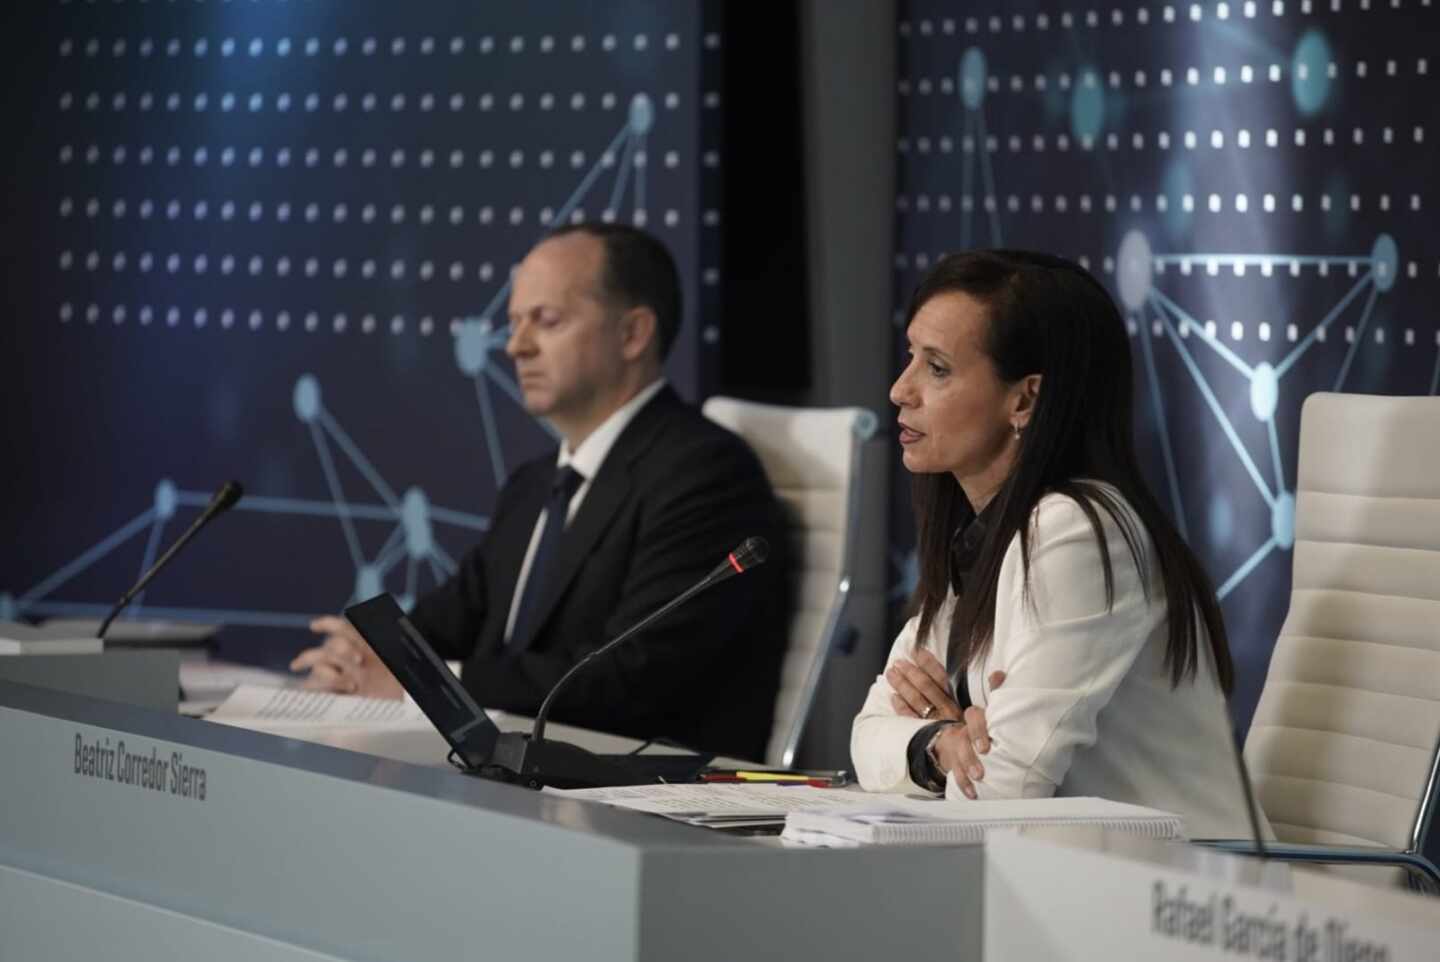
[733,771,811,782]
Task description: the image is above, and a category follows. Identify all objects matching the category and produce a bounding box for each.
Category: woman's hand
[886,648,965,721]
[929,670,1006,799]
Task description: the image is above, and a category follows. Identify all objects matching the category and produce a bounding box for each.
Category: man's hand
[929,670,1006,799]
[289,615,404,699]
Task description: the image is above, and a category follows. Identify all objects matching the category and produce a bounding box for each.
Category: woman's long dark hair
[907,250,1233,693]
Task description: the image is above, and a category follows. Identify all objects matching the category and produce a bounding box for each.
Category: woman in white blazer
[852,250,1264,840]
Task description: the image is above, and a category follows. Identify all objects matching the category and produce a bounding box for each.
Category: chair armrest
[1190,839,1440,890]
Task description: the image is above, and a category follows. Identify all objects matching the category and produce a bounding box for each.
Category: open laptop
[343,594,712,785]
[344,594,501,771]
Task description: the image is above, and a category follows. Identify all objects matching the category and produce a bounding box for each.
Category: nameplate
[984,831,1436,962]
[1151,877,1388,960]
[71,729,209,802]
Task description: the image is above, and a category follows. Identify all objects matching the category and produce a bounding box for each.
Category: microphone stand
[96,481,244,640]
[1230,730,1269,861]
[487,539,767,790]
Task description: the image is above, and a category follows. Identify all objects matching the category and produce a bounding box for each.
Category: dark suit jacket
[407,386,789,761]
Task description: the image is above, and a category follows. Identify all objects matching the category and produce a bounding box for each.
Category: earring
[1012,423,1022,440]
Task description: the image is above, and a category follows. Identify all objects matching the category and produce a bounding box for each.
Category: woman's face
[891,291,1022,494]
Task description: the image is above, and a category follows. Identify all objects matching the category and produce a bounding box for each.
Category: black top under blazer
[407,386,790,761]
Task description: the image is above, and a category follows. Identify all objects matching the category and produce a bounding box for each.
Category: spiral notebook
[782,796,1185,847]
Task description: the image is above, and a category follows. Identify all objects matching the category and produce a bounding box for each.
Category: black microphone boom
[95,481,244,640]
[488,537,770,789]
[1230,733,1269,860]
[532,535,768,744]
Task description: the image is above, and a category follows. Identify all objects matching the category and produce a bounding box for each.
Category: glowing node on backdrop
[1290,29,1334,117]
[153,478,178,521]
[455,318,495,376]
[1249,362,1279,423]
[1208,495,1234,549]
[1271,492,1296,551]
[402,487,433,558]
[1116,229,1153,312]
[628,93,654,136]
[959,47,987,110]
[1069,69,1105,142]
[1371,233,1398,292]
[354,565,381,602]
[293,374,321,423]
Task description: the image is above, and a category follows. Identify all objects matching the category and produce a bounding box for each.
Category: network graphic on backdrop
[1120,228,1402,599]
[891,17,1437,611]
[2,95,660,629]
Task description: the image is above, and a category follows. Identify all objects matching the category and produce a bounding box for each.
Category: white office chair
[1204,393,1440,890]
[702,396,877,769]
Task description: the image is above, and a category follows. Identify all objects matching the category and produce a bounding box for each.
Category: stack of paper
[545,783,862,831]
[207,684,430,732]
[179,661,296,711]
[782,796,1186,847]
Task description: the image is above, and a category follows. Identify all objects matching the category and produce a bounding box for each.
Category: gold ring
[920,704,935,719]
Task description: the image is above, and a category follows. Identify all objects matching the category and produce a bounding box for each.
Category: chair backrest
[702,396,877,768]
[1245,392,1440,854]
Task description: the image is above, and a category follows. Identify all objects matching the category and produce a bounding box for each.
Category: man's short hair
[547,223,682,358]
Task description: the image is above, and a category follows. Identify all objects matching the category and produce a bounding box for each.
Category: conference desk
[3,678,1435,961]
[0,678,980,961]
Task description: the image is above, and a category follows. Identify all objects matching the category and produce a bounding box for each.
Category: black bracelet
[905,720,956,793]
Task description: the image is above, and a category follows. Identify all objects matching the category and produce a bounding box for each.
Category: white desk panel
[0,680,980,961]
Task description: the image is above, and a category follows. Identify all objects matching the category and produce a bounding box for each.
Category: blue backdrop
[0,2,719,662]
[890,1,1438,730]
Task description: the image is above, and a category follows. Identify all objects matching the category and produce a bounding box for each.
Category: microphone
[489,537,770,789]
[1232,736,1270,858]
[1188,654,1270,868]
[1185,618,1270,867]
[95,481,244,640]
[533,535,768,743]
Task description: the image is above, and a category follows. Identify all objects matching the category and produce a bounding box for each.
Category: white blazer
[851,484,1268,840]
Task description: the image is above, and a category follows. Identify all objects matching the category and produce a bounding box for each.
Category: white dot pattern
[895,0,1438,381]
[45,10,710,342]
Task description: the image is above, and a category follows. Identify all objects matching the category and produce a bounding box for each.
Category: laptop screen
[344,594,499,767]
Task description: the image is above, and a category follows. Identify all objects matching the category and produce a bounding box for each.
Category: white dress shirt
[503,379,668,642]
[851,483,1269,840]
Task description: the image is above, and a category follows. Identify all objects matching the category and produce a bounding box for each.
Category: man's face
[505,234,626,427]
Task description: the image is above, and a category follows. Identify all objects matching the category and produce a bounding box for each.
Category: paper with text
[208,684,430,728]
[545,783,862,816]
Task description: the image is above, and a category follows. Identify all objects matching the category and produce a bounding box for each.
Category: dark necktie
[508,465,584,648]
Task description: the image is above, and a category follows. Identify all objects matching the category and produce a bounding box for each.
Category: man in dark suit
[291,225,788,761]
